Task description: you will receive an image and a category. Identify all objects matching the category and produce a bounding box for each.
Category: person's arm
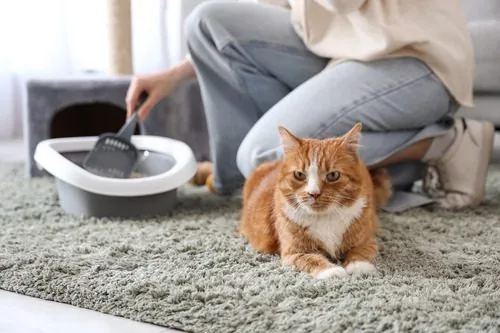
[172,54,197,82]
[313,0,366,14]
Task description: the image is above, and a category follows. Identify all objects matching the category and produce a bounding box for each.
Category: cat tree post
[106,0,133,75]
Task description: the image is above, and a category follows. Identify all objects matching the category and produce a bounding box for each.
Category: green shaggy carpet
[0,164,499,333]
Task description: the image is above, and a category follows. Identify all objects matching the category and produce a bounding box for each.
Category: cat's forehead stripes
[303,143,337,170]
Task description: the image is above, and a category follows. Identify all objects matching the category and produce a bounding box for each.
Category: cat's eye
[293,170,306,181]
[326,171,340,182]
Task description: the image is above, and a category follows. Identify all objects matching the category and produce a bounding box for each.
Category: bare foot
[191,162,217,193]
[205,174,217,193]
[191,162,212,186]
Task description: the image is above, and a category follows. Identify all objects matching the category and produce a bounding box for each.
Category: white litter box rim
[34,135,197,197]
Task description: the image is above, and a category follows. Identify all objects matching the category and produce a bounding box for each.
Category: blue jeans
[184,1,457,200]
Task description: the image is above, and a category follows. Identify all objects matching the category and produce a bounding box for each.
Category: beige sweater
[257,0,475,107]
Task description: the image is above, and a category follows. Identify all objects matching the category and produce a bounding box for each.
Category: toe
[345,261,377,276]
[191,161,212,186]
[315,266,348,279]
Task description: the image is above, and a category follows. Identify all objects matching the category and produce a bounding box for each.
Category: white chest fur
[282,197,366,257]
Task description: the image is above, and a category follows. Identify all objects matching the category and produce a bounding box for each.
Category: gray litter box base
[52,150,179,218]
[55,179,178,218]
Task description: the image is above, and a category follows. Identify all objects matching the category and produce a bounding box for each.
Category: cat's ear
[341,122,362,153]
[278,126,301,152]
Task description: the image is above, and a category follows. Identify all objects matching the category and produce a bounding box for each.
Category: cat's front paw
[315,265,348,279]
[345,261,377,276]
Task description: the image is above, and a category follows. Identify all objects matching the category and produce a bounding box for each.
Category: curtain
[0,0,210,141]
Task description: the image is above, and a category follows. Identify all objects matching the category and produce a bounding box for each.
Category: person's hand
[126,58,196,120]
[126,70,177,120]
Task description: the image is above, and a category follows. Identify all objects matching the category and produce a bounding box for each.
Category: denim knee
[184,1,228,49]
[237,139,283,179]
[236,140,255,179]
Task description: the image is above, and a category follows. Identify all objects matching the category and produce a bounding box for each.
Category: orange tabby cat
[238,123,391,279]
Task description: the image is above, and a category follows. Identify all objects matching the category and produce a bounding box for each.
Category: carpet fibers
[1,164,499,333]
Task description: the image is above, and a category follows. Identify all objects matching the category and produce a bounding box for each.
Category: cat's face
[277,124,364,214]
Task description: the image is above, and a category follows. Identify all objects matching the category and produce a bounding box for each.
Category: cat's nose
[307,191,321,200]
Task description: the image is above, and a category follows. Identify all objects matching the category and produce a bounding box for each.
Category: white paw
[345,261,377,276]
[315,266,348,279]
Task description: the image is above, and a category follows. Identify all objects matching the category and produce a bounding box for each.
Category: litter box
[33,135,197,218]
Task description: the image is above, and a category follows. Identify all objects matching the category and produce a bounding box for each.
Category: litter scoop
[82,92,149,179]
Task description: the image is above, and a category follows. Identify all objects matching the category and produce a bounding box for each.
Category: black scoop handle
[118,92,149,139]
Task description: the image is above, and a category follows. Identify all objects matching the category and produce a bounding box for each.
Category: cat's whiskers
[284,197,304,221]
[293,196,350,216]
[322,187,358,201]
[330,195,358,202]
